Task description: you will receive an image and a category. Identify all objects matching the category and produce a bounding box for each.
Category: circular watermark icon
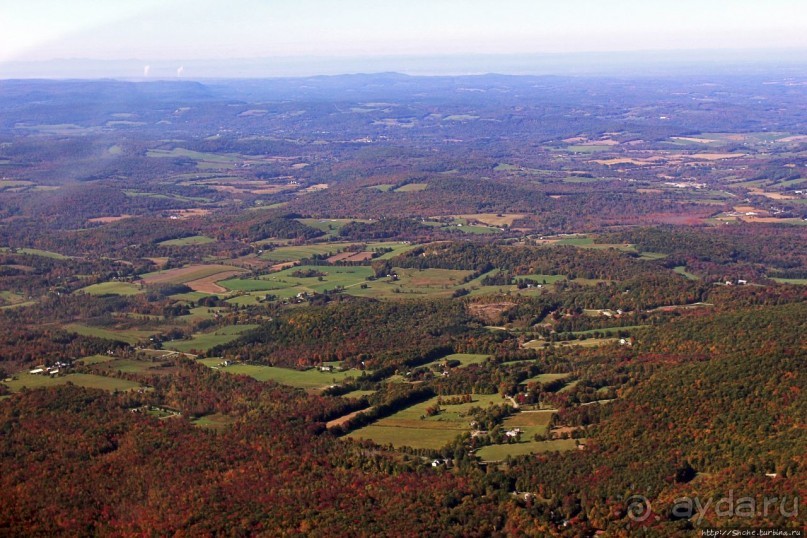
[627,495,652,522]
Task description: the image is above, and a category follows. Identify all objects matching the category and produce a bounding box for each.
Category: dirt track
[186,270,245,293]
[326,407,374,429]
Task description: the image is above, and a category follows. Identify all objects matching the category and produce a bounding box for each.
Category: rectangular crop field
[476,438,581,461]
[93,358,179,376]
[341,389,377,399]
[158,235,216,246]
[260,244,346,262]
[64,323,157,345]
[346,394,509,450]
[199,359,360,390]
[674,266,699,280]
[500,410,556,439]
[0,247,70,259]
[192,413,237,430]
[166,324,258,353]
[441,353,491,367]
[79,281,143,296]
[524,373,570,384]
[394,183,428,192]
[3,372,143,393]
[77,354,116,365]
[772,278,807,285]
[139,264,241,285]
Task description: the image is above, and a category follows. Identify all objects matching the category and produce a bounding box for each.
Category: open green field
[772,277,807,285]
[559,338,619,348]
[394,183,428,192]
[296,218,369,236]
[571,277,612,286]
[476,438,581,461]
[224,265,474,302]
[260,241,416,263]
[125,191,211,203]
[98,360,156,374]
[638,251,668,260]
[220,277,304,292]
[524,337,619,349]
[523,373,570,385]
[147,148,241,164]
[224,265,374,293]
[697,132,788,145]
[450,224,501,235]
[347,394,509,450]
[561,175,601,184]
[559,380,581,393]
[64,323,157,345]
[176,306,225,322]
[260,244,346,262]
[16,123,100,135]
[346,423,464,450]
[0,179,35,188]
[79,281,143,296]
[171,291,213,302]
[77,354,115,365]
[774,177,807,188]
[225,294,262,306]
[341,389,377,399]
[166,324,259,353]
[518,274,567,285]
[139,264,240,285]
[0,291,29,306]
[571,325,647,336]
[3,372,143,393]
[425,217,502,235]
[198,359,360,389]
[554,236,596,246]
[674,266,699,280]
[501,410,556,438]
[0,247,70,259]
[443,114,479,121]
[441,353,492,367]
[554,236,637,252]
[367,242,419,259]
[192,413,237,430]
[566,145,611,153]
[158,235,216,246]
[416,353,491,371]
[348,267,474,299]
[93,358,177,375]
[423,221,501,235]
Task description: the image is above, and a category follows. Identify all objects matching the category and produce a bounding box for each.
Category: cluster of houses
[664,181,706,189]
[28,361,71,376]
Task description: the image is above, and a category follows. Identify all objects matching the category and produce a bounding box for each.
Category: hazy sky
[2,0,806,64]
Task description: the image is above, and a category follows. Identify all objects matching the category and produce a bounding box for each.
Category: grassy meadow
[166,324,259,353]
[2,372,143,393]
[476,438,581,461]
[198,359,361,390]
[347,393,509,450]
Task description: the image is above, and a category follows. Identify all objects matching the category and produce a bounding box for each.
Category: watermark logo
[626,495,653,522]
[672,491,799,525]
[626,491,800,525]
